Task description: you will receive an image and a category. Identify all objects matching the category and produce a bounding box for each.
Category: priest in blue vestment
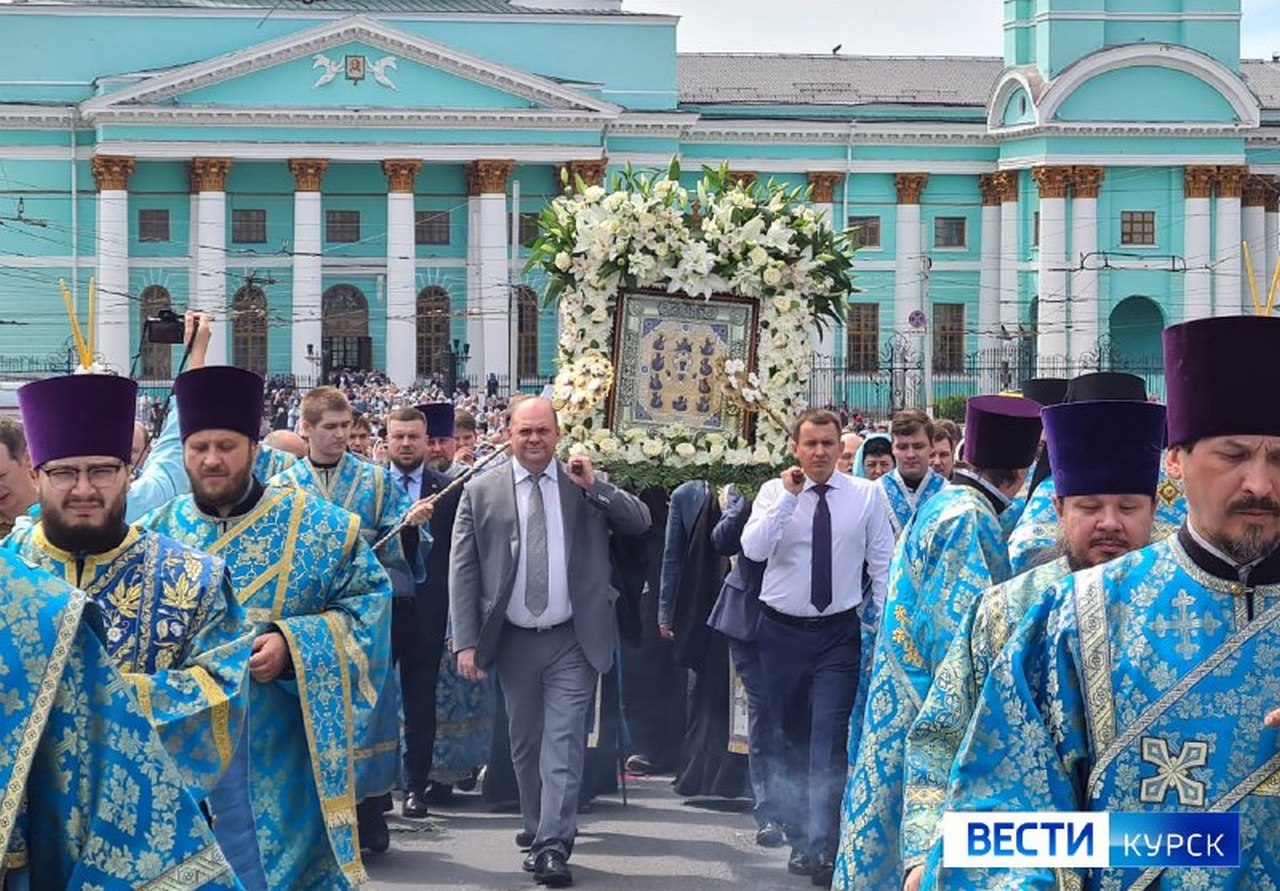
[268,385,428,850]
[0,549,241,891]
[995,378,1067,540]
[141,366,410,890]
[4,374,250,804]
[834,394,1043,891]
[901,397,1167,890]
[933,314,1280,890]
[880,409,948,538]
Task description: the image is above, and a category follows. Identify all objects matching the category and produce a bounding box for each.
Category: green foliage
[934,394,969,423]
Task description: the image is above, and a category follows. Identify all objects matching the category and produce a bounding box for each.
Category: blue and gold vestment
[3,523,249,798]
[930,527,1280,890]
[881,467,948,538]
[269,450,427,800]
[834,473,1013,890]
[252,443,297,483]
[0,549,239,890]
[901,555,1070,871]
[141,484,393,890]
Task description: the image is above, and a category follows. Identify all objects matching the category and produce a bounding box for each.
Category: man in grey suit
[450,395,651,887]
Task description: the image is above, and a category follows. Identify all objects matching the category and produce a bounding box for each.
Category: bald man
[264,429,307,458]
[837,432,865,476]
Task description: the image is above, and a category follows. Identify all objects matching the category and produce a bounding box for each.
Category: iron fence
[809,335,1165,420]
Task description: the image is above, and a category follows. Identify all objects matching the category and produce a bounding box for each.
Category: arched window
[416,286,450,380]
[139,285,172,379]
[322,284,371,372]
[232,285,268,376]
[516,285,539,379]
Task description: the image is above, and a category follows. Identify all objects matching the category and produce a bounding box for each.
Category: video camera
[146,309,185,344]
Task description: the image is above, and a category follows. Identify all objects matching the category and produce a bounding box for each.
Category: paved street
[367,776,797,890]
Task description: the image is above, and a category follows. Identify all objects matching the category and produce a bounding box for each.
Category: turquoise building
[0,0,1275,409]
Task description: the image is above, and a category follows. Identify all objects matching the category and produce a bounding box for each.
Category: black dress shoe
[515,830,536,849]
[533,850,573,887]
[359,809,390,854]
[810,854,834,887]
[402,790,429,819]
[522,850,538,873]
[755,821,785,848]
[787,850,816,876]
[424,780,455,804]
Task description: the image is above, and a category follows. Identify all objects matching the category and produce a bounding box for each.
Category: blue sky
[624,0,1280,60]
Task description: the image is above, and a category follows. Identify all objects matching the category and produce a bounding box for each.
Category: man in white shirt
[741,408,895,886]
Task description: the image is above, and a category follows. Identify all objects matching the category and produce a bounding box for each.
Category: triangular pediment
[82,15,619,118]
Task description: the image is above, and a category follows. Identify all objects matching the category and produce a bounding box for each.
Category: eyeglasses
[40,463,125,490]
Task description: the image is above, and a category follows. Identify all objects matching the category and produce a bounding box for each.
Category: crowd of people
[1,307,1279,891]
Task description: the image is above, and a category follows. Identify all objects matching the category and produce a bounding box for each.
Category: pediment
[81,15,619,119]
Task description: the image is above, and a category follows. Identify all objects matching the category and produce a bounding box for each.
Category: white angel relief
[311,53,342,88]
[370,56,398,90]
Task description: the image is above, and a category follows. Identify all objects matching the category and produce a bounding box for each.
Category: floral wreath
[526,161,856,490]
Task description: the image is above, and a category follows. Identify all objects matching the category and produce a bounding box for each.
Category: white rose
[674,442,697,459]
[642,440,664,458]
[599,437,620,456]
[763,266,783,287]
[749,246,769,268]
[583,185,606,203]
[554,251,572,271]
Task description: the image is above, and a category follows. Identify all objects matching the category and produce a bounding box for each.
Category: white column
[997,173,1020,383]
[288,159,326,385]
[1244,176,1268,313]
[1033,167,1070,372]
[91,156,133,372]
[1069,167,1102,368]
[383,160,421,388]
[977,175,1001,390]
[894,173,927,337]
[465,195,483,368]
[468,161,515,384]
[191,158,231,365]
[1214,167,1245,315]
[1183,167,1214,322]
[809,172,842,406]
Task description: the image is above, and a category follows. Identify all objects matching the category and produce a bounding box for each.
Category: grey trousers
[496,622,598,859]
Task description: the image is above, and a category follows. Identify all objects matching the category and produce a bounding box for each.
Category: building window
[415,210,451,246]
[232,286,268,376]
[1120,211,1156,246]
[516,285,539,378]
[326,210,361,243]
[139,285,172,379]
[847,215,881,249]
[415,286,450,379]
[1032,211,1040,247]
[934,216,967,249]
[846,303,879,373]
[231,209,267,244]
[933,303,965,373]
[138,209,170,243]
[512,212,542,247]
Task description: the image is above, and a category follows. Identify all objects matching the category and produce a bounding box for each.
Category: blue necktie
[811,483,833,612]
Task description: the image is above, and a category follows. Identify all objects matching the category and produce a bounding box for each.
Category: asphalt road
[366,776,800,891]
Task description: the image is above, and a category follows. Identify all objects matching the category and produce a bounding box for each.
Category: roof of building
[11,0,636,13]
[1241,59,1280,109]
[677,53,1005,108]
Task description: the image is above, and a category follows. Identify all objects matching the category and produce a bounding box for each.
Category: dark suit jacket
[449,460,652,673]
[707,490,765,643]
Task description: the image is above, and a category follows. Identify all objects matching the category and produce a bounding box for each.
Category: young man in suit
[450,395,651,887]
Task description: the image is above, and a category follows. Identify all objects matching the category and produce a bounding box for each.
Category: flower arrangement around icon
[526,160,856,489]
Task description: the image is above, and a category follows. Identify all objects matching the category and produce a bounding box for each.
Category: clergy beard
[191,463,253,515]
[42,494,128,555]
[1213,525,1279,565]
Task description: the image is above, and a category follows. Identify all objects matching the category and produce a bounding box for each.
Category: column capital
[1215,165,1249,199]
[563,159,608,187]
[381,159,422,194]
[1070,166,1105,199]
[725,170,757,189]
[1244,174,1272,208]
[978,174,1002,207]
[1268,188,1280,214]
[288,158,329,192]
[1031,166,1072,200]
[190,157,233,193]
[1184,166,1216,199]
[895,173,928,205]
[808,171,842,205]
[466,160,515,196]
[991,170,1019,203]
[91,155,135,192]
